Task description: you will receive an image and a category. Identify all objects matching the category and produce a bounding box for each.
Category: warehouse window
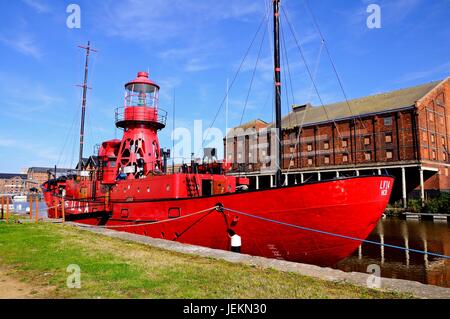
[342,139,348,148]
[385,133,392,143]
[386,150,393,159]
[429,112,434,122]
[324,156,330,164]
[307,157,313,166]
[324,141,330,150]
[364,136,371,145]
[431,134,435,143]
[364,152,372,161]
[383,117,392,126]
[442,137,446,146]
[342,154,349,163]
[432,150,436,160]
[307,143,313,151]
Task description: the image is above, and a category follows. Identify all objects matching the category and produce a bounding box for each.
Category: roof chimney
[292,103,311,112]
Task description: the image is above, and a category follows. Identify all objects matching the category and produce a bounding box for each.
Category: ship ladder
[186,176,200,197]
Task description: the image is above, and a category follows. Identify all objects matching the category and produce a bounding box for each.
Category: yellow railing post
[35,195,39,223]
[6,196,9,223]
[62,198,65,224]
[29,195,33,221]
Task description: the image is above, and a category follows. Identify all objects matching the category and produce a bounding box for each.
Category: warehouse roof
[0,173,27,180]
[268,78,447,129]
[27,167,72,174]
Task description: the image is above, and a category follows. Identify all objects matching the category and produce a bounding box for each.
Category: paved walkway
[69,222,450,299]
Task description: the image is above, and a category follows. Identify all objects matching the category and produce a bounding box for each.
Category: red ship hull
[43,175,393,266]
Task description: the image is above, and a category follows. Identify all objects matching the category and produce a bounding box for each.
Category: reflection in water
[335,218,450,288]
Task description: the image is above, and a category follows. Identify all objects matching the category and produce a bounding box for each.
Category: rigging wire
[56,98,81,168]
[239,20,267,126]
[264,0,275,125]
[303,0,366,130]
[221,206,450,260]
[281,5,344,141]
[200,15,267,153]
[85,51,100,157]
[279,16,293,130]
[42,202,450,261]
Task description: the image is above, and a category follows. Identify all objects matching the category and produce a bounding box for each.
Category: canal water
[6,200,49,219]
[335,218,450,288]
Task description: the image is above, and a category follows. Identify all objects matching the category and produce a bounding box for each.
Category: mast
[77,41,97,171]
[273,0,283,187]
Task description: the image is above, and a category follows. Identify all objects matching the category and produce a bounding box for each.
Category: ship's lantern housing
[115,71,167,130]
[124,71,159,107]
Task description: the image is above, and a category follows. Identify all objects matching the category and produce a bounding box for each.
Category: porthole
[166,184,171,191]
[147,187,150,192]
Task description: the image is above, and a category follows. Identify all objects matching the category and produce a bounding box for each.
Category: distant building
[27,167,73,193]
[76,156,100,171]
[0,173,27,195]
[225,78,450,206]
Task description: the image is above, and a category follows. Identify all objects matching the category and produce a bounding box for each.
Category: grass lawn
[0,221,412,299]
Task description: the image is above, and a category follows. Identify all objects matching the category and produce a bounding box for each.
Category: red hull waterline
[43,175,393,266]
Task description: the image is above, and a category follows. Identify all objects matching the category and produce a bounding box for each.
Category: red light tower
[115,71,167,179]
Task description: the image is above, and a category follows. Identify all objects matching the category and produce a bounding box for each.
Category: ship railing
[114,106,167,128]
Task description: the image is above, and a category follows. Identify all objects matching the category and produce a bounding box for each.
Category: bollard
[6,197,10,223]
[35,195,39,223]
[1,196,4,220]
[29,195,33,220]
[62,198,65,224]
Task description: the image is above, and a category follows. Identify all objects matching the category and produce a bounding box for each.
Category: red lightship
[42,1,393,266]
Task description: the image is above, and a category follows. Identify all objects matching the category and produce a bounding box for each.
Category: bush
[407,199,422,213]
[423,193,450,214]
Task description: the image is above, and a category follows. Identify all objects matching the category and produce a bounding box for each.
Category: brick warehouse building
[225,78,450,206]
[0,173,27,195]
[26,167,72,194]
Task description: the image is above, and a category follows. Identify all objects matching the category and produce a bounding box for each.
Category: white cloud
[21,0,51,13]
[0,72,62,120]
[100,0,264,41]
[0,33,43,59]
[397,62,450,83]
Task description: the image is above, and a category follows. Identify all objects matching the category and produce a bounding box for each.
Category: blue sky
[0,0,449,173]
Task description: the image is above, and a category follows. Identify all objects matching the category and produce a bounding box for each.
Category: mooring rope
[69,206,219,229]
[220,206,450,260]
[19,201,449,260]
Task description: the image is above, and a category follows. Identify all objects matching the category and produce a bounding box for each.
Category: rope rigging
[280,5,344,142]
[239,19,268,126]
[302,0,367,130]
[201,15,268,152]
[220,206,450,260]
